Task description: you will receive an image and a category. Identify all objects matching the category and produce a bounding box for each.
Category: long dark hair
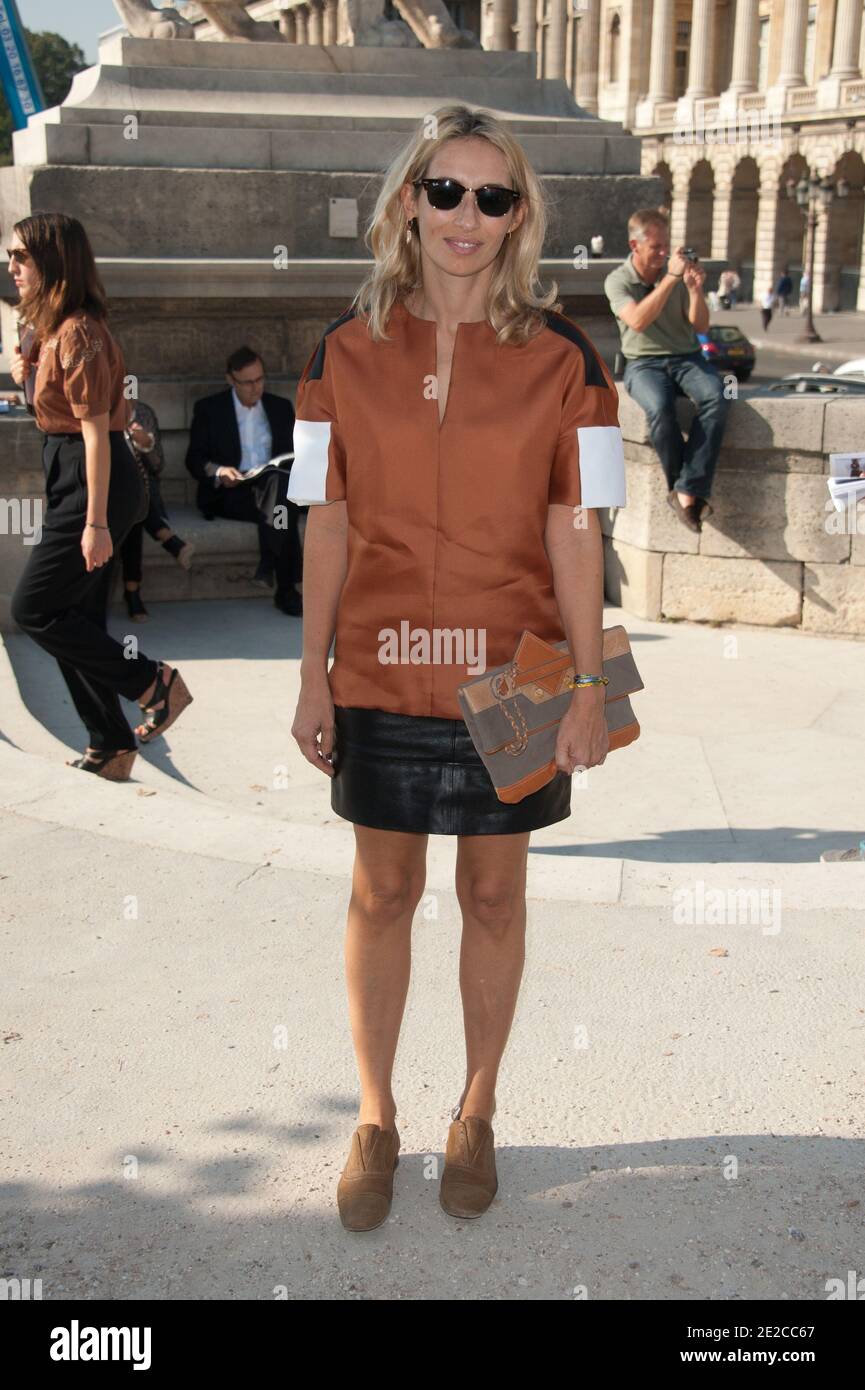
[13,212,107,340]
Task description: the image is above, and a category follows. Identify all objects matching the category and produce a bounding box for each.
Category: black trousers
[11,432,161,752]
[203,467,302,592]
[119,468,172,585]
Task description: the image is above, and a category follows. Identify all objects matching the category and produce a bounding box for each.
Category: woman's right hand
[10,346,30,387]
[292,673,336,777]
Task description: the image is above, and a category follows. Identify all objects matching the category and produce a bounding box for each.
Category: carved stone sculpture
[195,1,290,41]
[341,0,479,48]
[113,0,479,49]
[111,0,195,39]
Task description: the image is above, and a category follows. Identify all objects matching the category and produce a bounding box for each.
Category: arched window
[609,12,621,84]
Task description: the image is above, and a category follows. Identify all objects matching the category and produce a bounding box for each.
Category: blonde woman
[288,106,626,1231]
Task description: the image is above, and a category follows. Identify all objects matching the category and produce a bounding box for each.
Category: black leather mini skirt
[331,705,572,836]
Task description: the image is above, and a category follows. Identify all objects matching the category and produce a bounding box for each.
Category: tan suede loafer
[440,1112,498,1218]
[336,1123,400,1232]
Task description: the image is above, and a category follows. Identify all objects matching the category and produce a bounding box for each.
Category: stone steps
[106,503,292,606]
[13,34,642,178]
[18,121,641,175]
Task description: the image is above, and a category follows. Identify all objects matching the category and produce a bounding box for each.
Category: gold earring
[405,218,414,244]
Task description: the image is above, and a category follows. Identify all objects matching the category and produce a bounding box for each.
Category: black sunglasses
[413,177,521,219]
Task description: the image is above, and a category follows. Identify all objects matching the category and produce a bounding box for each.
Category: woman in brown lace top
[8,213,193,779]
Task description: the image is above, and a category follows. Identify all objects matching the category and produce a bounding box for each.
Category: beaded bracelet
[567,673,609,688]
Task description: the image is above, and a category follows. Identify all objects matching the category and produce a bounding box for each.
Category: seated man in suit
[186,346,304,616]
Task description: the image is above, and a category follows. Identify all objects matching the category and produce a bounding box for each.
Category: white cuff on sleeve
[576,425,627,507]
[287,420,333,504]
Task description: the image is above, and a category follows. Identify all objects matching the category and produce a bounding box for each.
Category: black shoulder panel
[541,309,608,388]
[307,305,357,382]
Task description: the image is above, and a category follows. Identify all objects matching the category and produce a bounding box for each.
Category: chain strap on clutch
[491,664,529,755]
[491,666,609,755]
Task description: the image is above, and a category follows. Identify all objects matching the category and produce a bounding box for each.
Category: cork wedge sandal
[134,661,193,745]
[66,748,137,782]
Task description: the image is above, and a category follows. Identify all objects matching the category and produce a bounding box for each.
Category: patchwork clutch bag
[457,625,643,804]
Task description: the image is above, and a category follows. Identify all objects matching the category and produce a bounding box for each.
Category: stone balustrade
[603,386,865,635]
[3,386,865,636]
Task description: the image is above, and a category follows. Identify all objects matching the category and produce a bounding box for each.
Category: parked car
[761,372,865,395]
[696,325,756,381]
[611,324,757,382]
[833,358,865,379]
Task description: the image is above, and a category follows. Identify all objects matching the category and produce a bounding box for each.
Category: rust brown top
[287,299,627,720]
[30,313,129,434]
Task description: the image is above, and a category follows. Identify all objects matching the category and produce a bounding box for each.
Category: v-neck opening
[393,299,494,432]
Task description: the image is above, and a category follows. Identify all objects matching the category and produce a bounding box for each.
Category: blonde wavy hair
[350,104,562,347]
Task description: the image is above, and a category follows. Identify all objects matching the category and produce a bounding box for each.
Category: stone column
[711,173,733,260]
[726,0,760,94]
[752,170,781,301]
[648,0,676,102]
[775,0,808,87]
[810,197,833,313]
[295,4,308,43]
[278,6,296,40]
[829,0,864,78]
[322,0,338,43]
[635,0,676,127]
[307,0,323,44]
[686,0,715,99]
[515,0,535,52]
[488,0,512,50]
[545,0,567,81]
[669,164,691,249]
[857,211,865,312]
[575,0,601,114]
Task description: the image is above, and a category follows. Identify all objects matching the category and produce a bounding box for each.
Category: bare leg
[346,825,428,1129]
[452,831,530,1123]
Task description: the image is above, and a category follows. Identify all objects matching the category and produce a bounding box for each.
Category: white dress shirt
[233,388,272,473]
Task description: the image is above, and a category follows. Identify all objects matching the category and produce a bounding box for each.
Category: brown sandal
[135,661,193,744]
[66,748,137,782]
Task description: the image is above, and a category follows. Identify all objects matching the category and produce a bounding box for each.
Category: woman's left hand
[554,689,609,775]
[81,524,114,572]
[128,419,154,452]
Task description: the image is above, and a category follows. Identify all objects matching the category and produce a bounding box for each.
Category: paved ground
[711,304,865,366]
[1,598,863,1299]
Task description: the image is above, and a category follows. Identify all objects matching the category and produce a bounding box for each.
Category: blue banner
[0,0,45,130]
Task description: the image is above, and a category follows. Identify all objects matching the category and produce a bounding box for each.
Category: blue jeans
[623,350,730,500]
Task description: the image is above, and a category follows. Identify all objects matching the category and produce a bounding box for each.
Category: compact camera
[681,247,699,262]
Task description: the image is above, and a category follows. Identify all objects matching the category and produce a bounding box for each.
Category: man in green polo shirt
[604,208,730,532]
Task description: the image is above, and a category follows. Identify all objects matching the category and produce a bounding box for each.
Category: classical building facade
[182,1,865,311]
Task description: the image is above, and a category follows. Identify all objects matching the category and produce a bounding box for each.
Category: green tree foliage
[0,29,88,166]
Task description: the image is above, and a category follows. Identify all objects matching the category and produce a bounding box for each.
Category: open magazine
[826,452,865,511]
[233,451,295,483]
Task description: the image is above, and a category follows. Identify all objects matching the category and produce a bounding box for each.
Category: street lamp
[785,169,849,342]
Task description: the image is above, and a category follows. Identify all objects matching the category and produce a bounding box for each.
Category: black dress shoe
[274,589,302,616]
[124,588,149,622]
[667,489,702,532]
[252,561,275,589]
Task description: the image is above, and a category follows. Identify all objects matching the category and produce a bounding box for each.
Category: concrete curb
[1,739,863,910]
